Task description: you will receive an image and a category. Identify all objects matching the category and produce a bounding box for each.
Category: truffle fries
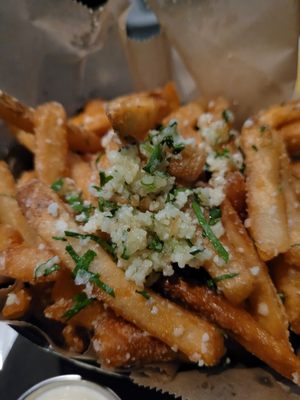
[162,278,300,383]
[46,274,176,368]
[17,180,225,367]
[106,82,179,141]
[241,123,289,260]
[0,90,102,153]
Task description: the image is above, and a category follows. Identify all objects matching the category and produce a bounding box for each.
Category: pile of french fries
[1,83,300,384]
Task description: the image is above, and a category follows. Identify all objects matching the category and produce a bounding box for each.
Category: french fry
[9,127,36,153]
[34,102,68,184]
[68,153,96,204]
[62,325,86,353]
[258,101,300,129]
[0,162,37,245]
[279,142,300,267]
[0,90,34,131]
[46,295,176,368]
[241,123,289,260]
[279,121,300,156]
[0,91,102,153]
[0,243,60,283]
[0,224,23,251]
[70,99,111,137]
[162,101,205,144]
[168,144,206,183]
[18,180,225,366]
[207,97,231,119]
[224,171,246,218]
[2,288,32,319]
[107,82,180,142]
[17,170,37,188]
[272,258,300,334]
[163,278,300,384]
[221,200,289,343]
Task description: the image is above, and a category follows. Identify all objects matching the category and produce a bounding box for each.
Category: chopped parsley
[121,243,130,260]
[63,292,93,321]
[52,236,67,241]
[147,233,164,252]
[64,193,94,222]
[99,171,113,187]
[64,231,116,260]
[209,207,222,226]
[98,198,119,216]
[260,125,267,133]
[144,143,163,174]
[207,273,239,289]
[222,109,233,123]
[65,244,115,297]
[136,289,151,300]
[34,258,60,278]
[192,196,229,262]
[51,178,64,192]
[215,148,230,158]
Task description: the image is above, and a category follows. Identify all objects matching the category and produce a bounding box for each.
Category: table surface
[0,324,175,400]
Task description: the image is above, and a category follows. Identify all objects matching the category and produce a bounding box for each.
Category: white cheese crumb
[38,243,46,251]
[292,372,300,385]
[171,345,178,352]
[244,218,251,228]
[257,302,269,316]
[151,306,158,315]
[202,332,210,342]
[250,266,260,276]
[243,118,254,128]
[6,293,20,306]
[173,326,184,337]
[47,202,58,217]
[55,219,68,235]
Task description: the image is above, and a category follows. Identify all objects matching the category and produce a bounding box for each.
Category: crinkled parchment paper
[0,0,300,398]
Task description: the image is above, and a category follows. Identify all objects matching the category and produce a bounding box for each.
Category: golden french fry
[279,121,300,156]
[241,123,289,260]
[163,278,300,384]
[279,142,300,267]
[107,82,180,142]
[17,170,37,188]
[2,288,32,319]
[62,325,86,353]
[0,243,60,283]
[34,102,69,184]
[163,101,205,144]
[70,99,111,137]
[258,101,300,129]
[168,144,206,183]
[221,200,289,343]
[0,91,102,153]
[68,153,96,204]
[9,127,36,153]
[0,162,37,245]
[224,171,246,218]
[207,97,231,119]
[0,90,34,131]
[272,257,300,334]
[0,224,23,251]
[18,180,225,366]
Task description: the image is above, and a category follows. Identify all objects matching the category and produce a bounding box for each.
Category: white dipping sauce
[35,384,111,400]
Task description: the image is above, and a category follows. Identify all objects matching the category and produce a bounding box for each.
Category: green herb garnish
[52,236,67,241]
[64,193,94,221]
[147,233,164,252]
[99,171,113,187]
[89,273,115,297]
[64,231,116,259]
[207,273,239,289]
[251,144,258,151]
[278,292,286,303]
[51,178,64,192]
[98,198,119,216]
[121,244,130,260]
[63,293,93,321]
[260,125,267,133]
[136,289,151,300]
[190,248,204,255]
[144,143,163,174]
[209,207,222,226]
[192,196,229,262]
[215,148,230,158]
[222,109,233,123]
[34,258,60,278]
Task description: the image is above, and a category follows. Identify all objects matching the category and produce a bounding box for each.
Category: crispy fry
[207,97,231,118]
[279,121,300,156]
[17,170,37,188]
[0,224,22,251]
[162,101,205,144]
[34,102,68,184]
[0,91,102,153]
[279,142,300,267]
[241,123,289,260]
[107,82,179,142]
[62,324,86,353]
[9,127,36,153]
[2,288,31,319]
[163,278,300,383]
[18,180,225,366]
[68,152,95,204]
[168,144,206,183]
[221,200,289,342]
[70,99,111,137]
[258,101,300,129]
[224,171,246,218]
[0,162,37,245]
[272,257,300,334]
[0,90,34,131]
[0,243,60,283]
